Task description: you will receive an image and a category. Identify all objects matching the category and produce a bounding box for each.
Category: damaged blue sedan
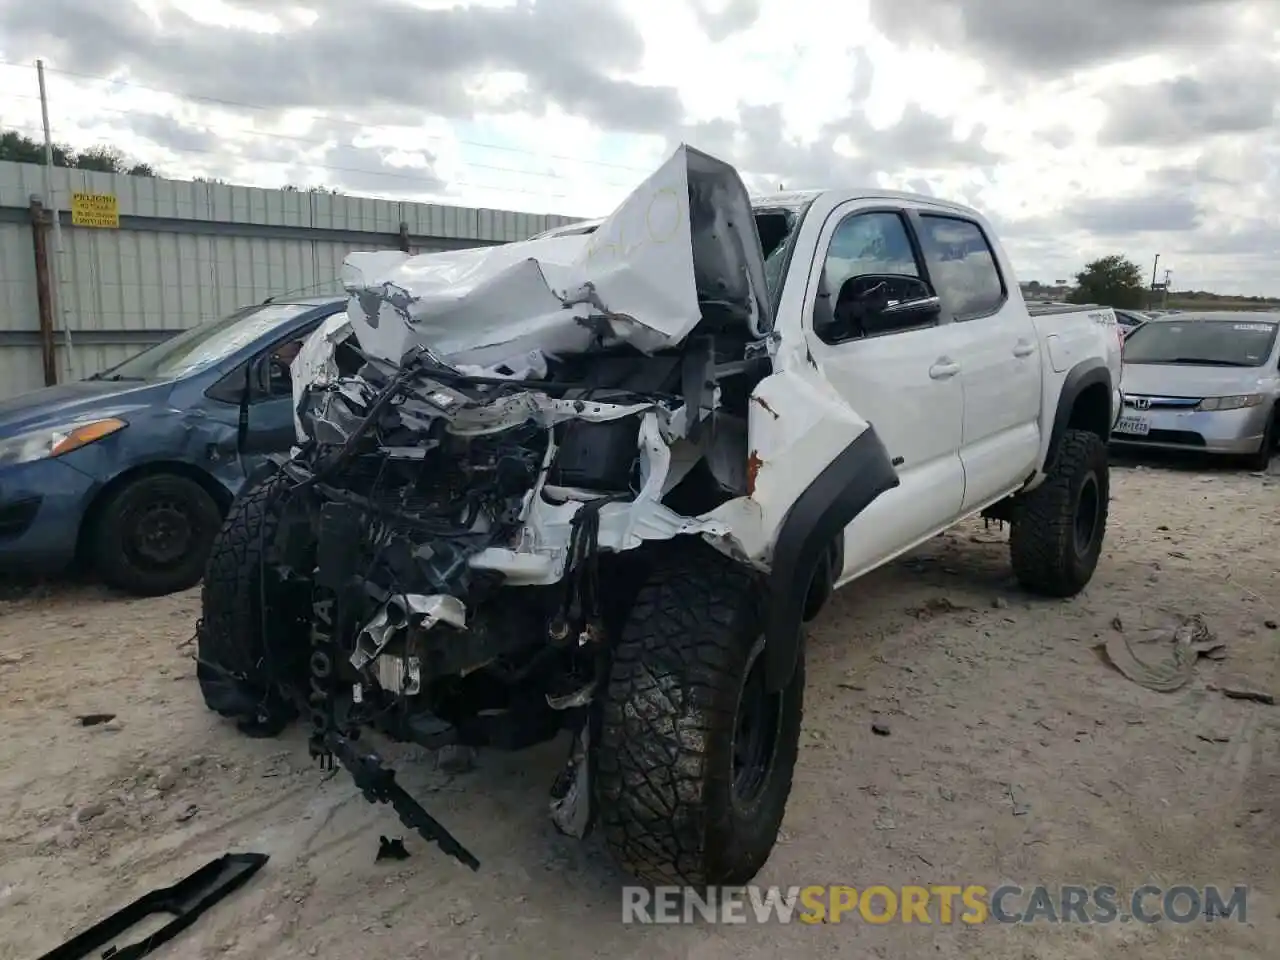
[0,296,346,595]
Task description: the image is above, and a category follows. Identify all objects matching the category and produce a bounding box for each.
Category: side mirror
[249,356,271,396]
[250,355,291,397]
[834,274,939,337]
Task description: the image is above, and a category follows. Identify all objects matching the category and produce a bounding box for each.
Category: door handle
[1013,340,1035,358]
[929,358,960,379]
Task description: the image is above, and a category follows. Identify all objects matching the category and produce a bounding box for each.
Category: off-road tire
[196,470,307,736]
[1243,405,1277,472]
[1010,428,1109,597]
[596,543,805,886]
[92,473,223,597]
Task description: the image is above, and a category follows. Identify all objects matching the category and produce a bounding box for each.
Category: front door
[801,204,968,581]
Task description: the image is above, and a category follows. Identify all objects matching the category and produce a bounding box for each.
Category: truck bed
[1026,301,1102,317]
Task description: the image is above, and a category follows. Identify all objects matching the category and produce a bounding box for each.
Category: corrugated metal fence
[0,160,581,399]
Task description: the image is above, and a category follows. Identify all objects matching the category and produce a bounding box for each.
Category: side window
[823,211,920,292]
[249,328,317,403]
[814,211,937,344]
[203,326,319,405]
[263,336,307,399]
[915,215,1006,319]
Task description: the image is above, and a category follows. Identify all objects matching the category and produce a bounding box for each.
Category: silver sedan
[1111,312,1280,470]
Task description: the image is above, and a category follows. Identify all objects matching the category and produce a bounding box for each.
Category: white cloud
[1,0,1278,295]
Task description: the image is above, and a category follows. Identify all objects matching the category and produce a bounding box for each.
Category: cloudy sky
[1,0,1278,295]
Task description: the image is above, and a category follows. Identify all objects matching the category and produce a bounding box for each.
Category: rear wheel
[196,470,309,736]
[92,474,223,597]
[1010,428,1110,598]
[596,543,805,886]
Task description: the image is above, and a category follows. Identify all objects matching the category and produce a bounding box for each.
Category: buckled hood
[339,145,773,369]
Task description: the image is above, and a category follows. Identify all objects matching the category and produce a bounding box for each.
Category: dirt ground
[1,456,1277,960]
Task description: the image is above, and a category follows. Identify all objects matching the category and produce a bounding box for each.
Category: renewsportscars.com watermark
[622,884,1249,925]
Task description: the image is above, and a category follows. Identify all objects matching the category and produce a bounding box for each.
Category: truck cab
[753,189,1121,585]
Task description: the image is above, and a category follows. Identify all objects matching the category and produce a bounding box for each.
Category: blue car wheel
[91,473,223,596]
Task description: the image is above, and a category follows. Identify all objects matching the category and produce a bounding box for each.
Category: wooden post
[29,198,58,386]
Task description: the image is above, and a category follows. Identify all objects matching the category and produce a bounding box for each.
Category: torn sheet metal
[408,383,664,437]
[287,144,797,591]
[291,310,354,442]
[352,594,467,670]
[467,412,751,585]
[340,144,772,368]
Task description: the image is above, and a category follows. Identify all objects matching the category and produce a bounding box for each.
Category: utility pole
[36,59,75,381]
[1149,253,1160,311]
[1162,268,1172,310]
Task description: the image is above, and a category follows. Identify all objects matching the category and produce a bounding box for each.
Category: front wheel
[196,470,309,736]
[92,473,223,596]
[596,543,805,886]
[1243,406,1277,472]
[1010,428,1110,597]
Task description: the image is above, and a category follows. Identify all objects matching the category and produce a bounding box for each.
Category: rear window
[915,215,1006,318]
[1122,318,1279,367]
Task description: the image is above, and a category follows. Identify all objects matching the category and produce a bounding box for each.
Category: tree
[0,129,158,177]
[1069,254,1146,309]
[282,183,342,195]
[0,130,74,166]
[75,145,155,176]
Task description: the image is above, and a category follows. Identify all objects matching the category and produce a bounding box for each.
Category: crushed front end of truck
[196,146,892,883]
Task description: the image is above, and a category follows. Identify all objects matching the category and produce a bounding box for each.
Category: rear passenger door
[802,203,968,581]
[913,213,1042,512]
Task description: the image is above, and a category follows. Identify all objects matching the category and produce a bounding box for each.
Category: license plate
[1114,415,1151,436]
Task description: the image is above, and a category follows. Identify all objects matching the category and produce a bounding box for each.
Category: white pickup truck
[196,146,1123,890]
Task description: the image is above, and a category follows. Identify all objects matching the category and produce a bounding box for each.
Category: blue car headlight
[0,417,128,467]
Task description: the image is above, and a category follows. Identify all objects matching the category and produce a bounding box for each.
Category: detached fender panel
[1046,358,1112,470]
[763,424,899,692]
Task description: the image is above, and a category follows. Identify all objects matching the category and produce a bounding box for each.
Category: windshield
[1122,318,1279,367]
[92,303,319,381]
[755,206,808,307]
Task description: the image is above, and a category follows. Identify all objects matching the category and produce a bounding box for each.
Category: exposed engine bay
[241,146,807,867]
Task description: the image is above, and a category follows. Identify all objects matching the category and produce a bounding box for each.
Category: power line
[2,92,638,190]
[0,119,591,207]
[0,59,657,176]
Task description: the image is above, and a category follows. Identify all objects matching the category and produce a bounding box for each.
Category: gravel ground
[0,458,1277,960]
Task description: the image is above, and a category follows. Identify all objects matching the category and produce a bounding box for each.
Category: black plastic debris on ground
[376,836,411,862]
[34,852,268,960]
[77,713,116,727]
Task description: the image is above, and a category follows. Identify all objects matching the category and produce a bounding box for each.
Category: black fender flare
[1046,358,1113,469]
[763,425,899,692]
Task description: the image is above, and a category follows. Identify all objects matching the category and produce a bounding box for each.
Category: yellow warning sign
[71,192,119,228]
